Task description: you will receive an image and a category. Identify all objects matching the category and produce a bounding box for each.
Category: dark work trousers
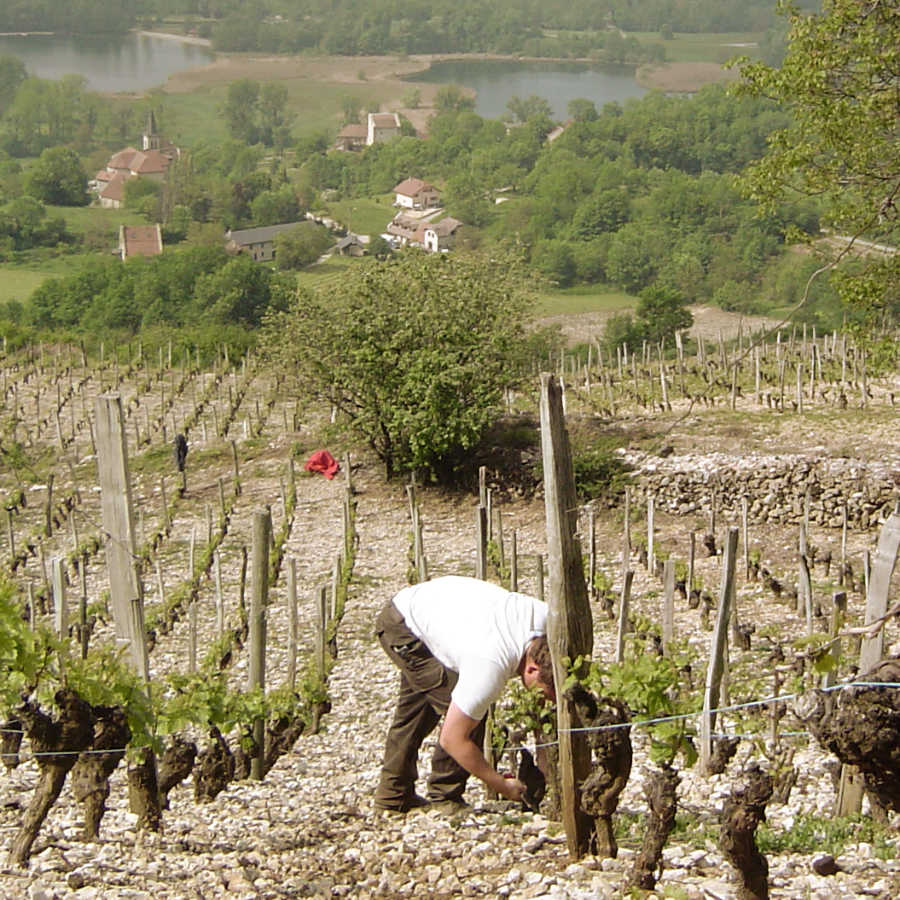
[373,600,486,810]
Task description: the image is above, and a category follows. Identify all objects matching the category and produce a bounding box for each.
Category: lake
[405,59,647,120]
[0,32,215,93]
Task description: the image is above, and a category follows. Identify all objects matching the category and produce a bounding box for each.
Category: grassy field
[631,31,763,65]
[536,286,635,316]
[295,255,356,291]
[47,204,136,238]
[162,55,426,145]
[0,254,103,305]
[320,197,394,236]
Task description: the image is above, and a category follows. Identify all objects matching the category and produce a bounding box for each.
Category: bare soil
[636,61,738,93]
[538,304,783,349]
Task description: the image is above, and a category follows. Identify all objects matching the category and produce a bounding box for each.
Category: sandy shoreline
[136,29,213,48]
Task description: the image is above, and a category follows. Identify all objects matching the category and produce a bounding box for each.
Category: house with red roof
[335,123,367,151]
[118,225,163,260]
[393,177,441,210]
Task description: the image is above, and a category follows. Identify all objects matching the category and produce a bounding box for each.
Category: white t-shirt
[391,575,548,720]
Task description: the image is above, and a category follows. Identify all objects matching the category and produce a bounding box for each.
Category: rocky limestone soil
[1,455,899,900]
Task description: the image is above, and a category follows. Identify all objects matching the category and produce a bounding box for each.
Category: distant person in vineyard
[373,575,555,814]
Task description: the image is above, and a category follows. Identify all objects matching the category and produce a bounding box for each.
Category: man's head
[520,636,555,701]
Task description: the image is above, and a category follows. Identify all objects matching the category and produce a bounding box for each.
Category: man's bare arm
[439,702,525,801]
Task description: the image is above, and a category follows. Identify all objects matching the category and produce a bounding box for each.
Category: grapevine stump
[71,704,131,840]
[8,690,95,867]
[720,762,773,900]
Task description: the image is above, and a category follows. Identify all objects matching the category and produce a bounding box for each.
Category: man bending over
[374,575,555,813]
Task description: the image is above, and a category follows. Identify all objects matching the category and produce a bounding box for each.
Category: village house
[385,212,422,246]
[423,217,462,253]
[335,111,406,151]
[393,178,441,210]
[335,233,366,257]
[367,112,401,145]
[225,222,306,262]
[118,225,163,260]
[335,123,367,151]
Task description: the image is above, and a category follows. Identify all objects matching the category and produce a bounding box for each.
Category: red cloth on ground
[305,449,340,479]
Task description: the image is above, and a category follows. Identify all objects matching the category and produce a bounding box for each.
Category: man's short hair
[527,635,555,694]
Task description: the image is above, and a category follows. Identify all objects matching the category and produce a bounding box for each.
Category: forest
[0,0,812,55]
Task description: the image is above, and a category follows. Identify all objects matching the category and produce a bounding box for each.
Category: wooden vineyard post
[248,509,271,781]
[539,373,593,858]
[700,526,739,775]
[662,559,675,654]
[588,509,596,599]
[51,556,67,642]
[615,570,634,664]
[799,555,813,636]
[510,529,518,592]
[314,585,328,678]
[836,512,900,815]
[741,496,750,581]
[823,591,847,690]
[95,394,158,828]
[94,395,150,680]
[475,505,488,580]
[214,551,224,638]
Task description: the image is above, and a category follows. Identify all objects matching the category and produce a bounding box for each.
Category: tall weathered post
[94,395,149,680]
[95,394,157,828]
[248,509,271,781]
[836,512,900,815]
[539,373,593,858]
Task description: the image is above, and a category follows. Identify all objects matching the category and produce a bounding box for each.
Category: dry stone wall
[625,452,900,530]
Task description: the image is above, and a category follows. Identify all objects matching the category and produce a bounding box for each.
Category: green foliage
[63,648,156,752]
[571,442,633,503]
[635,284,693,344]
[0,580,44,710]
[25,245,291,336]
[568,624,700,767]
[757,813,898,860]
[24,146,88,207]
[735,0,900,329]
[275,222,333,270]
[222,79,291,148]
[494,680,556,754]
[263,248,536,480]
[158,669,248,738]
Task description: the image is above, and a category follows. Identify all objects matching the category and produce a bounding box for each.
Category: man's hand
[497,774,526,803]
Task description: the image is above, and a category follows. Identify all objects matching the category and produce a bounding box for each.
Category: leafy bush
[571,443,632,504]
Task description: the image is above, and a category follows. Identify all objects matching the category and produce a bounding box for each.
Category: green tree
[567,98,598,123]
[434,85,475,113]
[735,0,900,323]
[193,255,290,327]
[634,284,693,345]
[258,82,291,148]
[123,177,161,215]
[262,249,535,480]
[274,222,332,269]
[506,95,553,124]
[24,146,88,206]
[224,78,260,143]
[0,55,26,116]
[250,186,300,226]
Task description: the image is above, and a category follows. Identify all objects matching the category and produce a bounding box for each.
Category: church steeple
[142,110,160,151]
